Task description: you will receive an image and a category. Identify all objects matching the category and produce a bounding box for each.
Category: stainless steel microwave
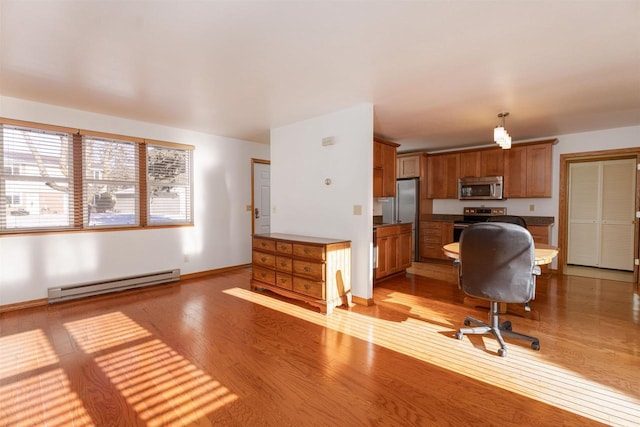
[458,176,504,200]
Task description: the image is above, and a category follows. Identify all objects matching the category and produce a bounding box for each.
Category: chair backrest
[459,222,536,303]
[486,215,527,228]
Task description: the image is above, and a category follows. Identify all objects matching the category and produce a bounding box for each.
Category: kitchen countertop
[373,222,413,229]
[421,214,555,226]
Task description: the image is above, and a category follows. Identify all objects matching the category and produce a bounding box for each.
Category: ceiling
[1,1,639,153]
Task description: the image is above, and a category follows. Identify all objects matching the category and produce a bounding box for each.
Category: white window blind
[147,145,193,225]
[83,136,139,227]
[0,124,75,231]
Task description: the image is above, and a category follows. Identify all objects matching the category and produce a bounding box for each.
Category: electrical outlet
[246,204,252,212]
[529,204,535,212]
[353,205,362,215]
[184,254,190,263]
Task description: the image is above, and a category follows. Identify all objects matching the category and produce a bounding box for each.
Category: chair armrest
[533,265,541,276]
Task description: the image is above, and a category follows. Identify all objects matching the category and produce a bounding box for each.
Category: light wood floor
[0,266,638,426]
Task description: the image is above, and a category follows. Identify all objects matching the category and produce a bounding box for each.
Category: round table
[442,242,558,265]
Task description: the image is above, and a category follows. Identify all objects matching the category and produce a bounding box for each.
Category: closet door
[567,162,600,266]
[568,159,636,270]
[600,159,636,270]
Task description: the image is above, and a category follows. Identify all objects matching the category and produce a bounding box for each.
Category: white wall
[0,96,269,305]
[270,104,374,300]
[434,125,640,247]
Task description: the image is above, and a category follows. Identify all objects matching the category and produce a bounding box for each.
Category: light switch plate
[353,205,362,215]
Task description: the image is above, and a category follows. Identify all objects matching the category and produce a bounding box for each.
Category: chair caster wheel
[463,319,471,326]
[531,342,540,351]
[498,348,507,357]
[455,331,464,340]
[501,321,512,331]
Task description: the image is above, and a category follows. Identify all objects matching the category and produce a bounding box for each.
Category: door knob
[255,208,260,219]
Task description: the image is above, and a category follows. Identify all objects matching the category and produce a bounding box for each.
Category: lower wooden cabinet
[251,233,352,314]
[419,220,454,261]
[374,223,412,281]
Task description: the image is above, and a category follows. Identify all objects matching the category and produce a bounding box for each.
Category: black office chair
[486,215,527,228]
[455,222,540,357]
[486,215,532,312]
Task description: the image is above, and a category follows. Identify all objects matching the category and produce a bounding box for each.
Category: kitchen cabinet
[375,223,412,281]
[459,151,481,178]
[374,138,399,197]
[251,233,352,314]
[481,148,504,176]
[504,140,555,198]
[397,153,421,178]
[427,153,459,199]
[459,148,504,178]
[419,220,454,261]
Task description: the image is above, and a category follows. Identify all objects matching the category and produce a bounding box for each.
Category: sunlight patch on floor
[0,330,93,426]
[64,312,238,426]
[225,287,640,427]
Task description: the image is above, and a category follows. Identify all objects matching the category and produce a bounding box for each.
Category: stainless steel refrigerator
[381,178,419,261]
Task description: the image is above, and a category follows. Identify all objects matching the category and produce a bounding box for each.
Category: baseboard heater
[48,269,181,303]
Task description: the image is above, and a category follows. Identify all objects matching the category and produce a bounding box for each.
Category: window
[147,145,193,225]
[0,119,194,234]
[0,124,74,231]
[83,136,139,227]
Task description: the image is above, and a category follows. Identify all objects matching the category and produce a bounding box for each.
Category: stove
[453,207,507,241]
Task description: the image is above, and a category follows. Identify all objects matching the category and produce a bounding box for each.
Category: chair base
[456,301,540,357]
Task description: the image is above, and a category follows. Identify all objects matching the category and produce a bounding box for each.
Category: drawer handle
[304,248,310,254]
[260,273,266,278]
[304,284,310,290]
[261,257,267,262]
[280,262,286,267]
[304,267,311,272]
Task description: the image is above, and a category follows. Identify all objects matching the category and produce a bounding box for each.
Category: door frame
[558,147,640,286]
[251,158,270,235]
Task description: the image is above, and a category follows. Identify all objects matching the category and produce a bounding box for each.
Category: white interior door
[568,162,600,266]
[253,162,270,234]
[600,159,636,270]
[568,159,636,270]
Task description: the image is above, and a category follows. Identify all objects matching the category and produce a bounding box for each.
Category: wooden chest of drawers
[251,233,352,314]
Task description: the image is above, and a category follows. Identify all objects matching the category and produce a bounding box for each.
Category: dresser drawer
[293,243,325,260]
[253,238,276,252]
[275,273,293,290]
[252,266,276,285]
[276,256,293,272]
[293,260,324,280]
[253,251,276,268]
[292,277,324,299]
[276,242,293,255]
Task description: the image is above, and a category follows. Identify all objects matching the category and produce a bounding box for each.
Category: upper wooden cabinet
[427,153,459,199]
[373,138,399,197]
[459,151,481,178]
[481,148,504,176]
[397,153,421,178]
[504,140,554,198]
[459,148,504,178]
